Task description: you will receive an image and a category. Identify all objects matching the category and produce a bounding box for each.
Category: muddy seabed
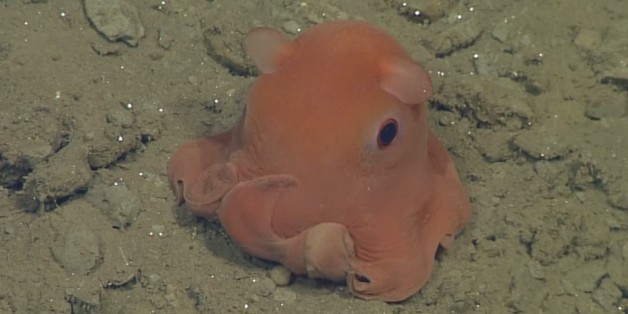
[1,0,627,313]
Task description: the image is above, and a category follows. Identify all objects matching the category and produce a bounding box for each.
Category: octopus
[168,20,471,301]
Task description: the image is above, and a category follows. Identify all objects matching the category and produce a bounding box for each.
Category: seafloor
[1,0,627,313]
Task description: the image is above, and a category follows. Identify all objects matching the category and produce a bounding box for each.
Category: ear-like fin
[379,57,433,105]
[244,27,292,74]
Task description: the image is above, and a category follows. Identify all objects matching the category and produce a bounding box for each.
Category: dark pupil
[378,120,397,148]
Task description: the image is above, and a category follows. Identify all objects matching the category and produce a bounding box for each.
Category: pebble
[512,128,571,160]
[19,142,93,212]
[269,265,292,286]
[584,92,626,120]
[491,21,510,43]
[282,21,301,35]
[85,180,141,229]
[83,0,145,46]
[51,227,103,275]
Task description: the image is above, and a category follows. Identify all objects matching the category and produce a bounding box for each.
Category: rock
[0,106,72,189]
[51,227,103,275]
[157,27,174,50]
[86,126,140,169]
[106,106,135,128]
[282,21,301,35]
[513,128,572,160]
[85,174,141,229]
[204,26,255,76]
[82,100,162,171]
[434,76,534,130]
[84,0,145,47]
[491,21,511,43]
[429,20,483,57]
[385,0,454,23]
[600,66,628,89]
[268,265,292,286]
[18,141,93,212]
[588,20,628,90]
[584,92,626,120]
[473,130,515,162]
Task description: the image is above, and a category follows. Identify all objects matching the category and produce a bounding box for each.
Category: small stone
[306,13,323,24]
[584,92,626,120]
[187,75,200,86]
[282,21,301,35]
[431,20,482,57]
[475,131,515,162]
[491,21,510,43]
[203,27,254,76]
[84,0,145,47]
[513,128,571,160]
[19,142,93,212]
[145,273,161,286]
[51,227,103,275]
[421,2,448,22]
[477,239,501,258]
[19,139,53,165]
[157,27,174,50]
[436,111,457,126]
[85,175,141,229]
[106,107,135,128]
[269,265,292,286]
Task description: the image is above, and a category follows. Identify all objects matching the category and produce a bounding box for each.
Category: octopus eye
[355,274,371,283]
[377,119,398,148]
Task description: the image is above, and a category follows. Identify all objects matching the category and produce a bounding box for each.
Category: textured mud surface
[1,0,627,313]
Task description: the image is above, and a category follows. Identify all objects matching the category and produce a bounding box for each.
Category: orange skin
[168,21,471,302]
